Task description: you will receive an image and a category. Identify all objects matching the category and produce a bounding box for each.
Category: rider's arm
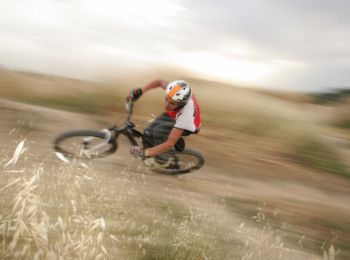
[144,127,184,157]
[141,79,169,94]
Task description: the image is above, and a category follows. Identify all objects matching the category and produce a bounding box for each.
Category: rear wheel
[54,130,117,159]
[150,148,204,175]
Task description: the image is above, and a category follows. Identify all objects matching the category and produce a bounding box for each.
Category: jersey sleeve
[174,99,197,132]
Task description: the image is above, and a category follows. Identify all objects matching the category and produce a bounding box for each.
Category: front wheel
[149,148,205,175]
[54,130,117,159]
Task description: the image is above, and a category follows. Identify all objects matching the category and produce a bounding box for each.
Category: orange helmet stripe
[167,84,183,98]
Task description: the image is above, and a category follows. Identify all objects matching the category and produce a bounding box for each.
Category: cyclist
[128,79,201,161]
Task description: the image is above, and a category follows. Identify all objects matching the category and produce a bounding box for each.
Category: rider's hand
[128,88,143,101]
[130,146,144,157]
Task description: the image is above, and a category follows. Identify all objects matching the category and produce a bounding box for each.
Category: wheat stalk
[4,139,26,167]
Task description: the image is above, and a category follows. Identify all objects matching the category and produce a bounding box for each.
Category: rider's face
[165,97,180,111]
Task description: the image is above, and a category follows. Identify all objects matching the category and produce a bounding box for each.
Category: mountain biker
[127,79,201,160]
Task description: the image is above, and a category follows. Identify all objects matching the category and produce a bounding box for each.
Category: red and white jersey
[166,95,201,133]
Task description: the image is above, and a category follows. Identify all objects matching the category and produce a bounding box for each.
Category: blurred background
[0,0,350,259]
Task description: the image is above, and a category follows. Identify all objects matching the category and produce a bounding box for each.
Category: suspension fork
[82,128,113,152]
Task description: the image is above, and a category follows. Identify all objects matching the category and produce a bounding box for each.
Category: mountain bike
[53,99,204,175]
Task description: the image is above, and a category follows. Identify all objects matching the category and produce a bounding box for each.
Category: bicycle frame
[108,99,141,147]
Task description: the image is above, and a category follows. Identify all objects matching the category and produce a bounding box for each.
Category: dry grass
[0,142,109,259]
[0,139,227,259]
[0,138,330,259]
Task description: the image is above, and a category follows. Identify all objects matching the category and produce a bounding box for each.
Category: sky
[0,0,350,91]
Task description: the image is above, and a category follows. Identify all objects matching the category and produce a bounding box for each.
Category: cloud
[0,0,349,90]
[175,0,350,89]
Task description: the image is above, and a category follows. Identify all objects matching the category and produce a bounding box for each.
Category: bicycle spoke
[55,133,115,159]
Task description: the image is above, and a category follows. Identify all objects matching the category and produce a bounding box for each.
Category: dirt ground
[1,98,349,259]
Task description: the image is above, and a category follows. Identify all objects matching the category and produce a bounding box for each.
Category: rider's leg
[150,122,177,165]
[142,113,175,149]
[142,113,176,165]
[142,113,195,166]
[152,122,175,145]
[142,114,194,149]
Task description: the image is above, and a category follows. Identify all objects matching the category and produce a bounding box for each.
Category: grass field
[0,68,349,259]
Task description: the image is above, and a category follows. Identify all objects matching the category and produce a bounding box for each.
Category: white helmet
[166,80,192,105]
